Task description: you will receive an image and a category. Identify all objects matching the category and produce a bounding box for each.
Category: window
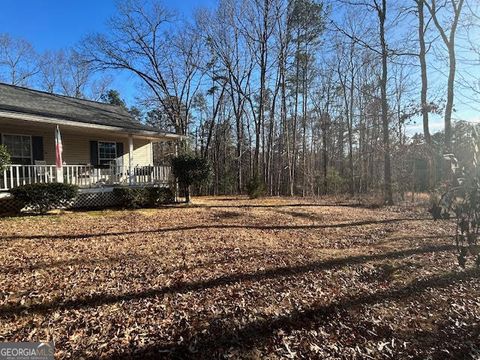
[98,141,117,166]
[2,134,32,165]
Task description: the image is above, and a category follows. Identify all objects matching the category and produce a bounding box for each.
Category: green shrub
[172,154,211,203]
[246,176,266,199]
[325,168,347,194]
[147,187,174,206]
[0,145,10,172]
[11,183,78,214]
[114,187,148,209]
[114,187,175,209]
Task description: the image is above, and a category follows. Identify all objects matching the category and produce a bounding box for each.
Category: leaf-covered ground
[0,196,479,359]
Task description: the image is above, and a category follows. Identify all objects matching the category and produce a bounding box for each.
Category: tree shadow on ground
[0,243,457,317]
[204,197,247,202]
[1,217,430,242]
[106,268,479,359]
[387,320,480,359]
[191,202,376,209]
[274,209,325,222]
[210,210,244,220]
[0,252,258,276]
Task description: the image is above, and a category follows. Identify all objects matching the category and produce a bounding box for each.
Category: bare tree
[37,48,111,100]
[38,50,64,93]
[60,50,94,98]
[80,0,205,136]
[415,0,431,147]
[424,0,465,153]
[89,75,114,101]
[238,0,279,177]
[0,33,38,86]
[196,0,255,191]
[376,0,394,205]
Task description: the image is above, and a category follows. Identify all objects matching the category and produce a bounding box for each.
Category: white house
[0,83,181,210]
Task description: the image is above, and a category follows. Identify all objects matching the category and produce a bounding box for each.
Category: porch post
[128,135,134,185]
[174,141,178,202]
[149,140,153,165]
[56,168,64,183]
[149,140,154,184]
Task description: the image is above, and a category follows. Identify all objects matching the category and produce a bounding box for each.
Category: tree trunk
[185,185,191,204]
[348,71,355,196]
[418,0,430,147]
[425,0,464,154]
[417,1,435,189]
[378,0,394,205]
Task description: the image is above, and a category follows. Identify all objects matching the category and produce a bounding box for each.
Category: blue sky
[0,1,113,51]
[0,0,213,104]
[0,0,209,50]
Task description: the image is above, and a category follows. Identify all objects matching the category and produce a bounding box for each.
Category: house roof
[0,83,178,138]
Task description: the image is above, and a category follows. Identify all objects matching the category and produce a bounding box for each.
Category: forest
[1,0,479,203]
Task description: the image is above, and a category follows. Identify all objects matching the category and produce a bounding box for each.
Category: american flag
[55,125,63,169]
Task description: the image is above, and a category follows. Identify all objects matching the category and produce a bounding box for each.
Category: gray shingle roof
[0,82,164,134]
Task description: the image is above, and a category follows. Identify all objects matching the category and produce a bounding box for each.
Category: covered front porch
[0,114,179,191]
[0,163,172,191]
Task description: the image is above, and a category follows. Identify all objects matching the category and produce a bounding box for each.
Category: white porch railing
[0,164,172,191]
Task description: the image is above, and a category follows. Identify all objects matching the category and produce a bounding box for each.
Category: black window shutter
[90,141,98,166]
[116,142,124,167]
[32,136,44,162]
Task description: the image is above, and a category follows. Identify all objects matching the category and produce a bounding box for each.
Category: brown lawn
[0,196,479,359]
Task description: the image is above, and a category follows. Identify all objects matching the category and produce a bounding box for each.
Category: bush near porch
[0,144,10,171]
[10,183,78,214]
[114,187,174,209]
[3,185,175,215]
